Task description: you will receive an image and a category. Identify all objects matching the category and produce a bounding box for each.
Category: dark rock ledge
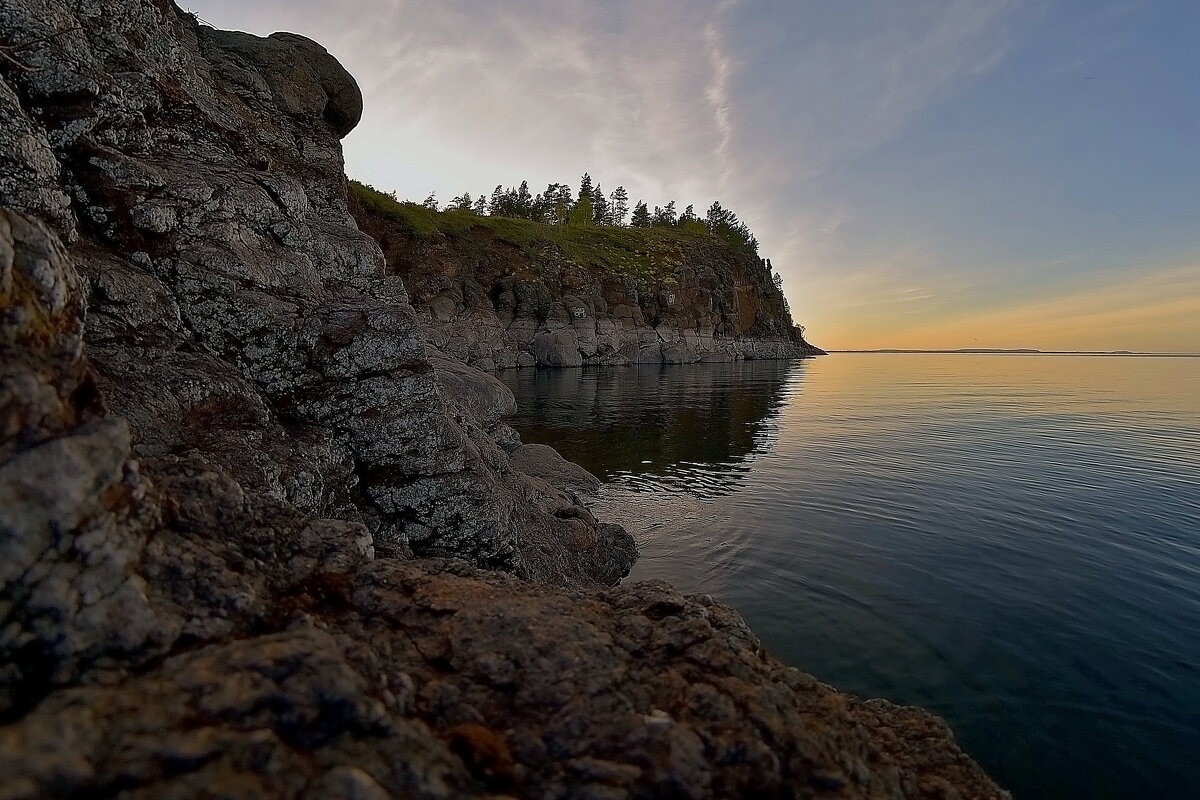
[0,2,1006,798]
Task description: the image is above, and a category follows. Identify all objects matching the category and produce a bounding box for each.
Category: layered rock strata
[0,2,1006,798]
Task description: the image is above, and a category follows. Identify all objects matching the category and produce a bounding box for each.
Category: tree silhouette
[610,186,629,226]
[592,183,610,225]
[652,200,678,227]
[630,201,651,227]
[515,181,533,218]
[488,186,505,216]
[377,174,764,256]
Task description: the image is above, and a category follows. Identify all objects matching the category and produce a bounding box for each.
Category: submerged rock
[0,2,1005,798]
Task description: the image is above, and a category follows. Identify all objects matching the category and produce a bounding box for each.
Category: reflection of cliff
[502,361,802,495]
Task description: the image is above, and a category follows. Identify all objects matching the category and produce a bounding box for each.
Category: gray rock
[431,353,516,431]
[510,443,602,497]
[202,30,364,137]
[531,328,583,367]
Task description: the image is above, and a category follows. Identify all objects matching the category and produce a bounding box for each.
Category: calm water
[501,355,1200,800]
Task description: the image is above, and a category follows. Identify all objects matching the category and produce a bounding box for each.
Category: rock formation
[350,185,826,371]
[0,0,634,585]
[0,2,1006,797]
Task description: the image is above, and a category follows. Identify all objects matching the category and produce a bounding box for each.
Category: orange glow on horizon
[792,264,1200,354]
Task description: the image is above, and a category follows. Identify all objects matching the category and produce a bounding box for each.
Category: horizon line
[826,348,1200,357]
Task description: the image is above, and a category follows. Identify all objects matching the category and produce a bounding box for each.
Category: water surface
[501,355,1200,800]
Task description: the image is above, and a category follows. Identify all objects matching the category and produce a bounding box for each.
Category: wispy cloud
[705,0,739,187]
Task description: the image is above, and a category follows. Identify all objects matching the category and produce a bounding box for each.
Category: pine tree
[592,183,609,225]
[449,192,472,212]
[652,200,678,227]
[423,192,438,211]
[609,186,629,226]
[630,201,651,227]
[473,194,488,215]
[679,203,706,233]
[706,201,734,230]
[773,272,791,315]
[489,185,505,216]
[571,173,594,226]
[515,180,533,219]
[542,183,571,225]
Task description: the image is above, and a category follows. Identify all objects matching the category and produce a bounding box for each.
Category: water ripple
[504,356,1200,800]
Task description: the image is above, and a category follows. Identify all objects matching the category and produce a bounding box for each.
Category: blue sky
[186,0,1200,351]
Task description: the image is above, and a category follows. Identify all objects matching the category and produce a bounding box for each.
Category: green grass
[349,180,731,282]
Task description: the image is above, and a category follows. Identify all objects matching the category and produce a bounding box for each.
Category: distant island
[830,348,1198,357]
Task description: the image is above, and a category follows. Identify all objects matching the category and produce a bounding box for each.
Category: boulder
[530,329,583,367]
[430,354,516,430]
[202,30,364,137]
[509,443,603,497]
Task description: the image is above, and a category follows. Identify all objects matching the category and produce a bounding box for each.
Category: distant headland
[830,348,1198,357]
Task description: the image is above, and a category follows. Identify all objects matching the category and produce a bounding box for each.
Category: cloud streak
[705,0,739,187]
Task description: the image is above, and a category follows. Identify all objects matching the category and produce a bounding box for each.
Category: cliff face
[0,0,634,586]
[0,2,1004,798]
[350,187,826,371]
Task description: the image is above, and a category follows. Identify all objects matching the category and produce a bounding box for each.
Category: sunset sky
[187,0,1200,352]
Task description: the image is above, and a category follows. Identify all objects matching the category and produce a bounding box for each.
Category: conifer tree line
[417,172,761,255]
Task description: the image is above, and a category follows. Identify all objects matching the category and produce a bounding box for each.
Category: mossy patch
[350,181,717,283]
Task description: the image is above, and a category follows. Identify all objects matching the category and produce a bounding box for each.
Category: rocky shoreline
[0,1,1005,797]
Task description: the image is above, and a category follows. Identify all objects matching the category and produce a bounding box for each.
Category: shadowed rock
[202,30,364,137]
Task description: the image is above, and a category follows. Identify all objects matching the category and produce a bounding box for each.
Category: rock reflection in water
[500,360,804,499]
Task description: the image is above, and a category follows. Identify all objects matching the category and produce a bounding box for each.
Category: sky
[185,0,1200,352]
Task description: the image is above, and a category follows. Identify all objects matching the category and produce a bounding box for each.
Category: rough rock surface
[0,2,1006,798]
[0,215,1005,799]
[0,0,633,584]
[351,194,827,371]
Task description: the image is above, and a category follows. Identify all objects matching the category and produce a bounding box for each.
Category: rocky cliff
[0,0,635,586]
[0,2,1005,798]
[350,186,826,371]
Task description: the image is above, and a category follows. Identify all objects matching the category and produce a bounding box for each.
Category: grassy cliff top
[349,180,760,283]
